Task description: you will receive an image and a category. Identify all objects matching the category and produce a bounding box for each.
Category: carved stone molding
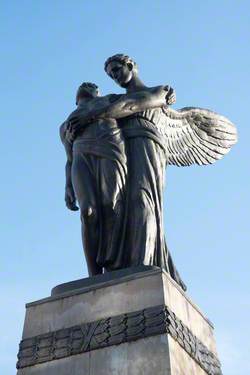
[17,305,222,375]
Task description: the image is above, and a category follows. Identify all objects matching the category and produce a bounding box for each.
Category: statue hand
[65,186,79,211]
[67,114,87,136]
[164,85,176,105]
[65,121,78,144]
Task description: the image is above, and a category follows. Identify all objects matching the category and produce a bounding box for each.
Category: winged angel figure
[63,54,237,291]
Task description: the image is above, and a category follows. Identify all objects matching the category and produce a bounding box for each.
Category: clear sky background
[1,1,249,374]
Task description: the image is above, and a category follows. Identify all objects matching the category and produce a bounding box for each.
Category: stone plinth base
[17,267,222,375]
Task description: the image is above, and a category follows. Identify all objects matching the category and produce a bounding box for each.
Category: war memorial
[16,54,237,374]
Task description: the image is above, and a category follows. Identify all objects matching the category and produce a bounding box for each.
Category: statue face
[106,61,133,88]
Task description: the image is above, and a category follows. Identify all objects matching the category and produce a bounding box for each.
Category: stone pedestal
[17,267,222,375]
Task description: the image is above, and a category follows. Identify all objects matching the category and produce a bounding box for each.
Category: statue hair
[104,54,138,74]
[76,82,99,104]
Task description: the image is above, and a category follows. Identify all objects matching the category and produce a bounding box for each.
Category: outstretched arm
[68,85,175,137]
[60,122,79,211]
[98,86,175,119]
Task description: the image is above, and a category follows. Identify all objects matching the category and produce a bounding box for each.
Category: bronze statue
[60,81,178,277]
[61,55,237,290]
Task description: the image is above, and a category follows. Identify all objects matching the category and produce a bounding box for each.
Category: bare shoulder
[102,93,124,103]
[127,86,165,97]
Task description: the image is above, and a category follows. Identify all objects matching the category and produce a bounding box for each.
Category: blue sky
[1,1,249,374]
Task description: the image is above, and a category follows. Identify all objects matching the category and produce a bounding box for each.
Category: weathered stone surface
[18,335,170,375]
[17,305,221,374]
[17,268,222,375]
[89,335,171,375]
[22,268,164,338]
[168,336,208,375]
[162,271,217,354]
[17,352,90,375]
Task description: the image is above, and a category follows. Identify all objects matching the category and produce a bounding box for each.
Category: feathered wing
[157,107,238,166]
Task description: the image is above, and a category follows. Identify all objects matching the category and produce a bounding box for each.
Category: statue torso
[75,96,119,141]
[72,96,125,163]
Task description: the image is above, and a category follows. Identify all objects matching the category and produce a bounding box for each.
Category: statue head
[76,82,100,105]
[104,54,138,88]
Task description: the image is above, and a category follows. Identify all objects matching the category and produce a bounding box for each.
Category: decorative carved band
[17,305,222,375]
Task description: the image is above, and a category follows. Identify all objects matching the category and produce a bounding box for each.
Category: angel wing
[157,107,238,166]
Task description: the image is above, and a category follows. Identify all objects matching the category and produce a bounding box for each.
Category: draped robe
[120,107,186,289]
[71,107,185,289]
